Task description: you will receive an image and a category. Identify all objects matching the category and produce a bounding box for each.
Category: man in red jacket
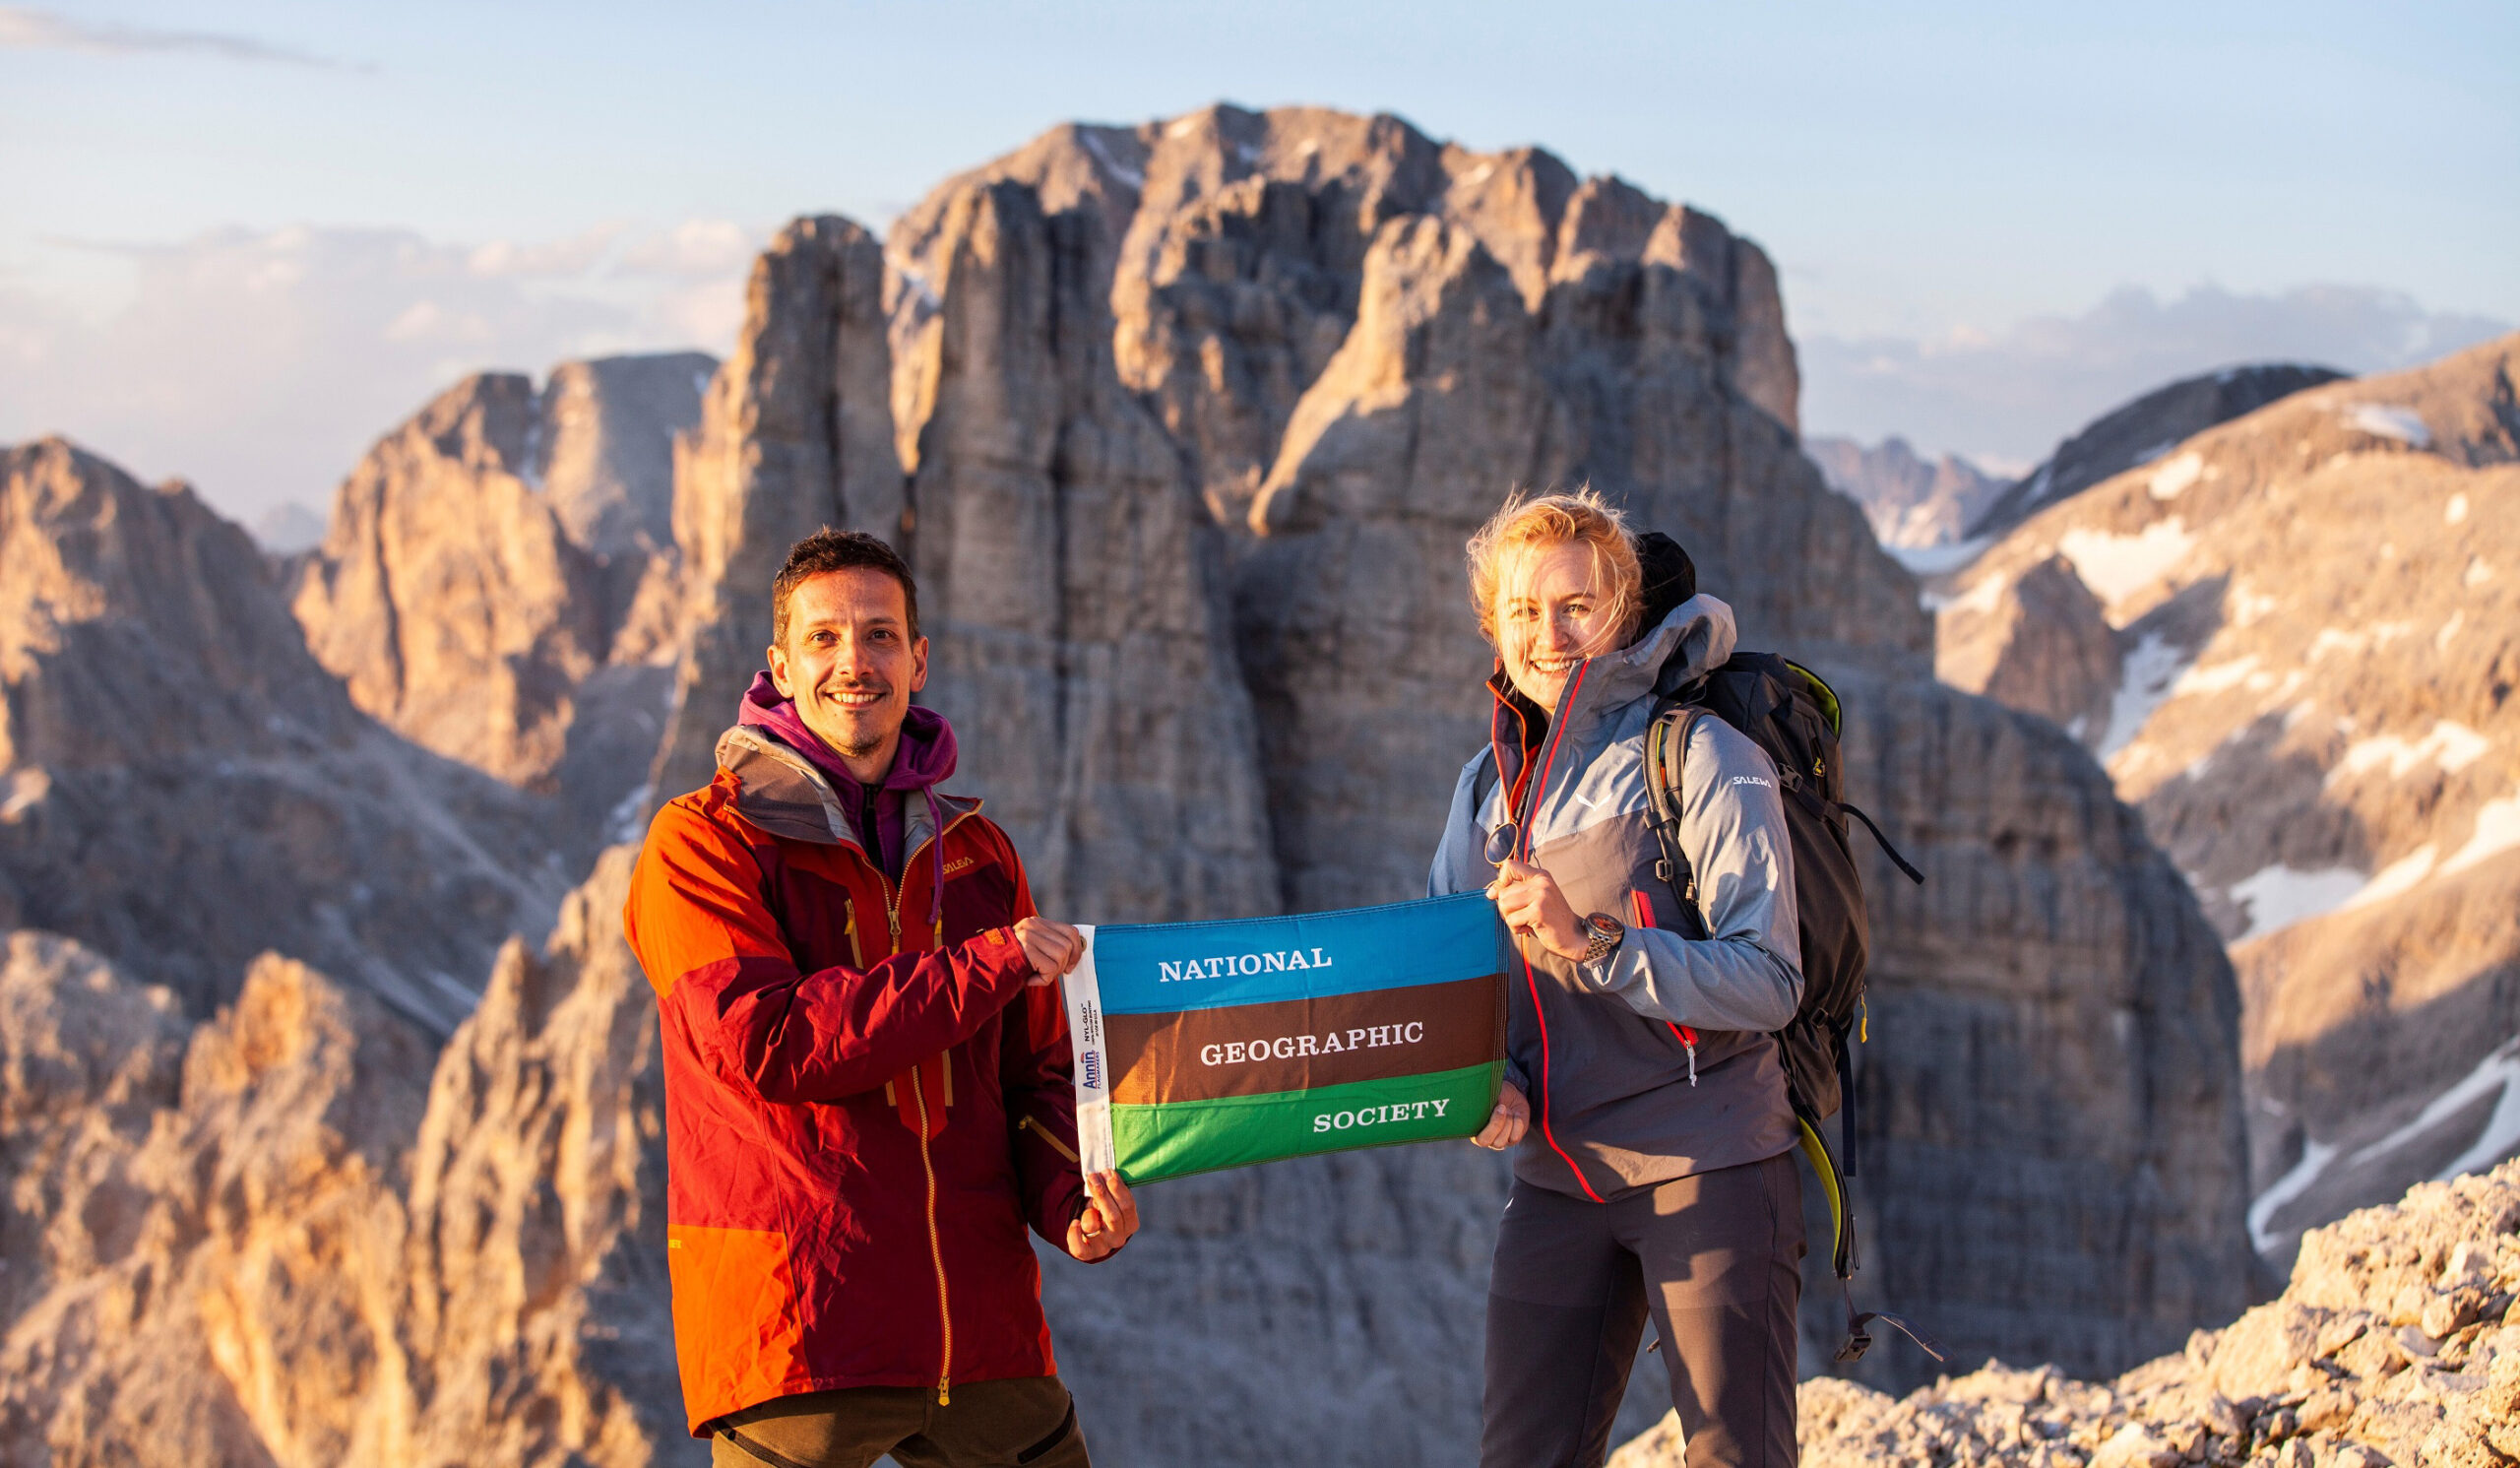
[626,528,1137,1468]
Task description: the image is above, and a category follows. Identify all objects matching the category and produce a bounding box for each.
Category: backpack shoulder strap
[1642,702,1709,937]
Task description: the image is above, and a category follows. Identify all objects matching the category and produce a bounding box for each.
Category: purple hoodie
[736,672,959,895]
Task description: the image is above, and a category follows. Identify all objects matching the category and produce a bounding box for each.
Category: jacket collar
[716,725,980,853]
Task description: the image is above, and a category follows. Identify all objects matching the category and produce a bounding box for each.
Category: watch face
[1586,913,1622,939]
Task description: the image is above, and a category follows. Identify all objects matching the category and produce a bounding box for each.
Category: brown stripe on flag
[1104,975,1504,1105]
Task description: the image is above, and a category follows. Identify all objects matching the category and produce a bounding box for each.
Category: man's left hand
[1489,858,1589,962]
[1066,1170,1139,1262]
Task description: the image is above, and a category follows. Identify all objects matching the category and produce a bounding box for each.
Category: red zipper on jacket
[1631,892,1699,1086]
[1510,660,1605,1204]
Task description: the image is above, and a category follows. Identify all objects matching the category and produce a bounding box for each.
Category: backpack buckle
[1654,858,1672,882]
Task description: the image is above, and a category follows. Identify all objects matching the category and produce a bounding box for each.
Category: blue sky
[3,1,2513,521]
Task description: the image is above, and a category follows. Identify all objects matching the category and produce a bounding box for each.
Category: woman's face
[1495,541,1623,713]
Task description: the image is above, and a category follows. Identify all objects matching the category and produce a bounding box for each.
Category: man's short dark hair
[772,529,919,646]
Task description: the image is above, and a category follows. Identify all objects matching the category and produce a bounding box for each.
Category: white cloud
[0,221,757,524]
[1799,284,2510,464]
[0,6,357,67]
[620,218,759,278]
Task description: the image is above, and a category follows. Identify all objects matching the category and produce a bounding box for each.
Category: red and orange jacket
[623,720,1089,1436]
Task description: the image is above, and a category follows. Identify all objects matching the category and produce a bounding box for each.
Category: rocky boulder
[1615,1158,2520,1468]
[0,438,567,1032]
[1936,333,2520,1258]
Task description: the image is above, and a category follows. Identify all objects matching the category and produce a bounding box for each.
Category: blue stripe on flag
[1090,891,1506,1015]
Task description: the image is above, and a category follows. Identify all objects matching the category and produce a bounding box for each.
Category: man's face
[767,568,929,769]
[1495,541,1622,714]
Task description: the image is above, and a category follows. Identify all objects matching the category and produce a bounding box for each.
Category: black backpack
[1641,651,1940,1364]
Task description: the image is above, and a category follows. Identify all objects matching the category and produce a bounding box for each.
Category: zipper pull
[937,1378,950,1407]
[1685,1041,1697,1087]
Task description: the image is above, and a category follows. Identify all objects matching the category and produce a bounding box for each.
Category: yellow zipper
[1018,1114,1079,1165]
[911,1063,951,1405]
[883,807,973,1409]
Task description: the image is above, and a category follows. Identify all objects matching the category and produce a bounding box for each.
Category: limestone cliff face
[0,438,566,1032]
[1824,670,2249,1384]
[649,219,903,809]
[0,853,689,1468]
[1937,333,2520,1259]
[292,352,710,849]
[1936,553,2123,741]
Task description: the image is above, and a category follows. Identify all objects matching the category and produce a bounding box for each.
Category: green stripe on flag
[1111,1061,1502,1184]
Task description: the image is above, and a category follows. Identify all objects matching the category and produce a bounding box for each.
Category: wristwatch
[1580,912,1625,966]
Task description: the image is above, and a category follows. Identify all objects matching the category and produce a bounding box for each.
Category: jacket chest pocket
[1534,810,1670,925]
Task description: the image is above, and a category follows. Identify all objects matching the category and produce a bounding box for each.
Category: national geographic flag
[1060,892,1508,1183]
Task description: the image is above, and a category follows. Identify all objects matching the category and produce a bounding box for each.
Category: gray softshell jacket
[1428,594,1804,1201]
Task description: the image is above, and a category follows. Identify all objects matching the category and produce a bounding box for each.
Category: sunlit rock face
[290,352,711,854]
[1937,334,2520,1260]
[0,855,682,1468]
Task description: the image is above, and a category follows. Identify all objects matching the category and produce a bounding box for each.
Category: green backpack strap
[1797,1095,1948,1365]
[1641,704,1707,935]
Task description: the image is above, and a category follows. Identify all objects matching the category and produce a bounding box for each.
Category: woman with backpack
[1428,488,1808,1468]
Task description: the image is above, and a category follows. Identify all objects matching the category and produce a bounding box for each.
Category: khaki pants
[1482,1151,1805,1468]
[712,1376,1090,1468]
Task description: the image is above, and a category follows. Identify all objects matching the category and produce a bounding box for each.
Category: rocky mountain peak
[291,352,709,827]
[0,434,571,1031]
[1,437,358,773]
[1807,435,2012,549]
[1937,331,2520,1259]
[1966,362,2348,542]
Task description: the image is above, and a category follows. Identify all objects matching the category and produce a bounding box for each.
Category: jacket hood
[736,670,958,796]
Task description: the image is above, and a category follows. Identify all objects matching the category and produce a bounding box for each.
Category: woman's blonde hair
[1465,486,1643,648]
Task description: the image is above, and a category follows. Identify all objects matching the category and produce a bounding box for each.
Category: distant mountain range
[1813,363,2349,563]
[1805,435,2010,549]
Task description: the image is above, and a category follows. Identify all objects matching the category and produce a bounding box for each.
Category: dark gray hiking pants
[1482,1150,1804,1468]
[710,1375,1089,1468]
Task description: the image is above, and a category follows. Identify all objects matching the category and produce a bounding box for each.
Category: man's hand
[1488,859,1588,962]
[1065,1170,1139,1261]
[1016,918,1084,987]
[1473,1081,1530,1151]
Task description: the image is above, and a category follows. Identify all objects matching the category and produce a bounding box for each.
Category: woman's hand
[1066,1170,1139,1261]
[1489,859,1589,962]
[1473,1081,1530,1150]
